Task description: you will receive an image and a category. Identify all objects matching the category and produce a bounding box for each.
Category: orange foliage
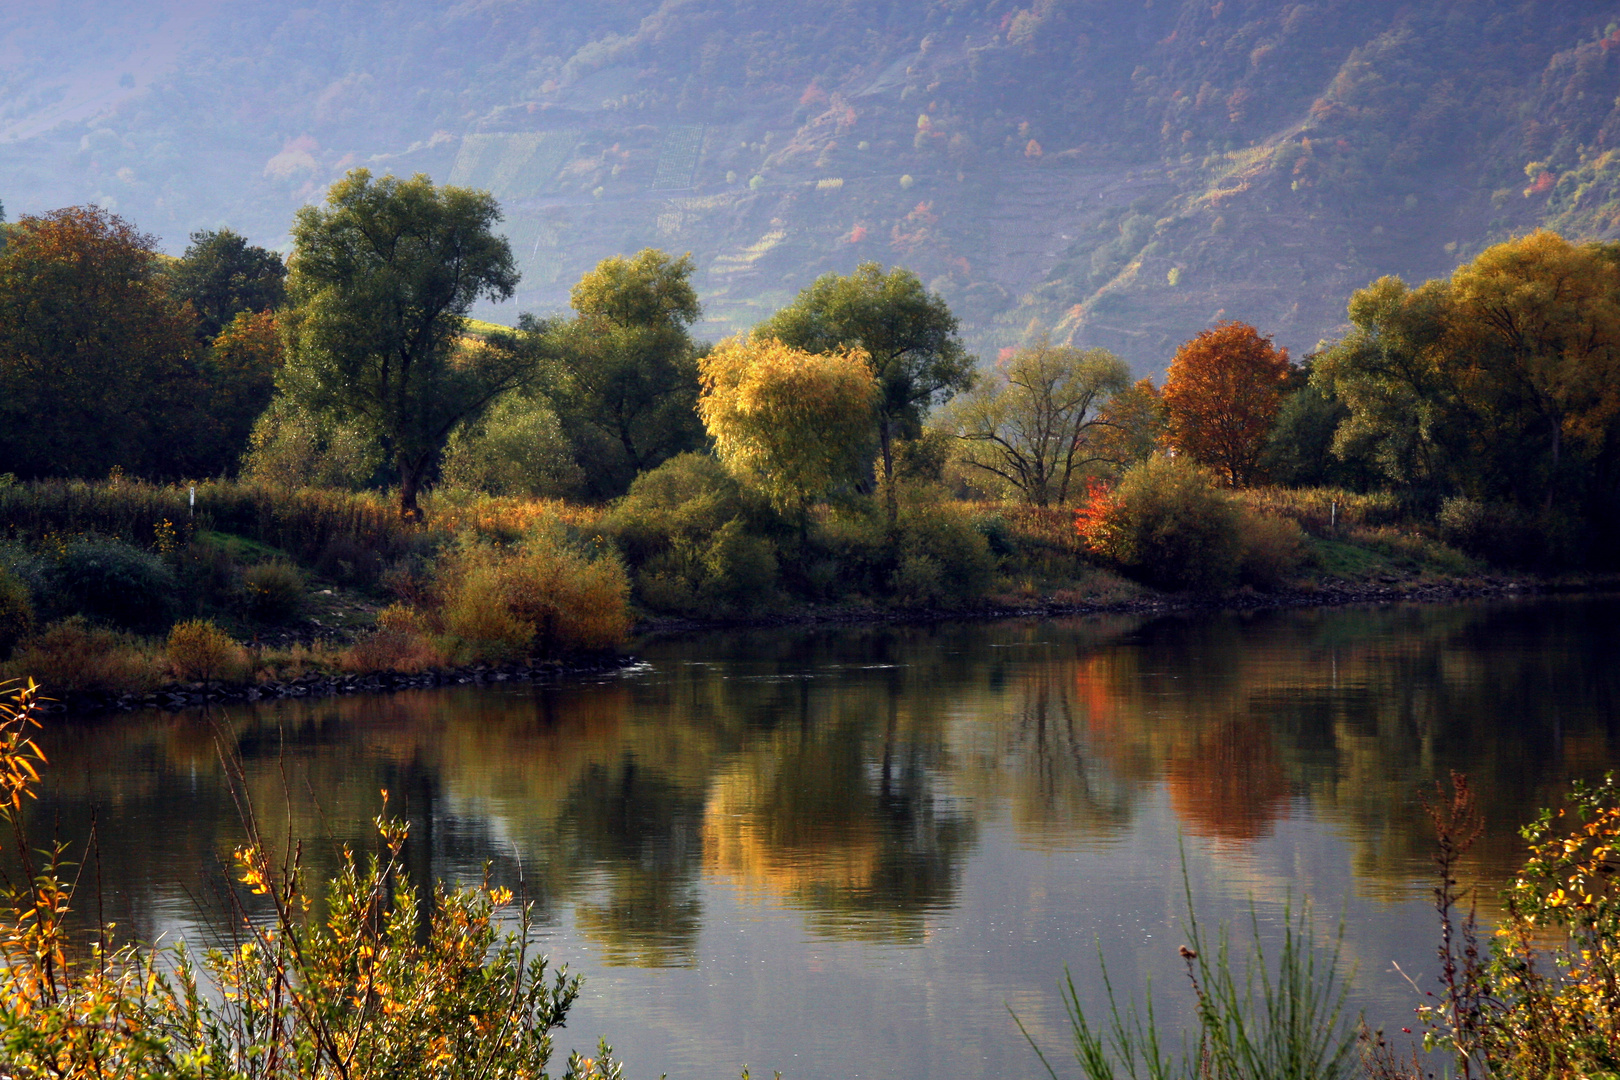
[1162,321,1292,487]
[1071,478,1119,555]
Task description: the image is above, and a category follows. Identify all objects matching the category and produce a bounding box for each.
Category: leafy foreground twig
[0,677,622,1080]
[1012,851,1360,1080]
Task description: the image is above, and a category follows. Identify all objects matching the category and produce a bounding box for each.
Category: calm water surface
[26,597,1620,1079]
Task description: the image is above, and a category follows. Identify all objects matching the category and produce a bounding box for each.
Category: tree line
[3,172,1617,567]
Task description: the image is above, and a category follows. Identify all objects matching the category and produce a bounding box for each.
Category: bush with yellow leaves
[0,678,624,1079]
[165,617,250,684]
[437,531,630,663]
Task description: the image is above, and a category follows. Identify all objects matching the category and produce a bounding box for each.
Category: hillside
[6,1,1620,371]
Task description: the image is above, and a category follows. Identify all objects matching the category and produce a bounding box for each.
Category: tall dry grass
[1240,486,1404,534]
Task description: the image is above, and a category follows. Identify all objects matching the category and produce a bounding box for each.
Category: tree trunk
[399,455,426,522]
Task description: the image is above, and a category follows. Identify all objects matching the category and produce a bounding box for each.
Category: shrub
[1463,775,1620,1076]
[51,536,177,629]
[0,565,34,659]
[166,619,249,684]
[0,680,624,1080]
[698,518,780,612]
[242,560,306,621]
[440,392,584,497]
[436,536,631,661]
[604,454,777,564]
[5,616,164,695]
[440,553,536,663]
[1077,456,1245,592]
[1435,496,1542,567]
[809,503,891,598]
[892,501,994,605]
[171,534,243,617]
[1238,510,1310,590]
[240,394,384,489]
[343,604,447,674]
[503,539,633,653]
[604,454,783,614]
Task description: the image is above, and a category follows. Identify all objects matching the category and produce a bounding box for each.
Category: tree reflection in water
[16,597,1620,964]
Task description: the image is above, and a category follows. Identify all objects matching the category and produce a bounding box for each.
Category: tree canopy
[945,339,1128,506]
[1314,231,1620,520]
[698,334,877,519]
[280,170,524,519]
[546,249,705,500]
[0,206,199,479]
[1162,321,1292,487]
[759,262,974,517]
[167,228,287,341]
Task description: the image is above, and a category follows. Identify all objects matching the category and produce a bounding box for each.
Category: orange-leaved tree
[1162,321,1292,487]
[697,334,877,528]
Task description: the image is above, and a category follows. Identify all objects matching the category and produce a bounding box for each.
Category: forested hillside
[6,1,1620,369]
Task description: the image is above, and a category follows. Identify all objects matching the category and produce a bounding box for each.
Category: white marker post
[189,485,196,519]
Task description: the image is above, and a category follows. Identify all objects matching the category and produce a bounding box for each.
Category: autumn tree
[697,334,878,527]
[945,339,1128,506]
[546,249,706,499]
[1162,321,1292,487]
[0,206,198,478]
[1315,231,1620,521]
[191,310,284,475]
[759,262,974,520]
[279,170,525,519]
[167,227,287,341]
[1443,231,1620,512]
[1092,377,1168,475]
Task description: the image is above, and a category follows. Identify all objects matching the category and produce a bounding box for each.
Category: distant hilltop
[5,1,1620,371]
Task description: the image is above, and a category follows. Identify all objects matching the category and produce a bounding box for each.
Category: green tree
[1260,362,1380,490]
[0,206,198,479]
[188,310,285,476]
[1310,276,1456,492]
[1315,232,1620,519]
[759,262,974,520]
[440,391,583,497]
[547,249,706,499]
[944,339,1128,506]
[280,170,525,519]
[167,227,287,341]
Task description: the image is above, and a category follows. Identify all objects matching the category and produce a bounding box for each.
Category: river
[22,596,1620,1079]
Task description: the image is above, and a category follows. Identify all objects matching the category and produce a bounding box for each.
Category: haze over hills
[6,0,1620,372]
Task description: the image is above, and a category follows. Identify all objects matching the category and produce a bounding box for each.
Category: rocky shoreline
[39,653,642,717]
[629,573,1565,639]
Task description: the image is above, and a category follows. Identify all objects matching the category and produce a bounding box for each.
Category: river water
[23,596,1620,1079]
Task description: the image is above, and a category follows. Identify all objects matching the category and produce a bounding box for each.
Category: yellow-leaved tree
[697,335,878,529]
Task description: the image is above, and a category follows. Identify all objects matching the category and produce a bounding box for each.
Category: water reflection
[17,597,1620,1077]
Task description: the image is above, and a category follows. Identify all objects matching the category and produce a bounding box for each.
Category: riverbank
[6,476,1612,716]
[30,651,643,716]
[43,570,1589,718]
[630,570,1576,639]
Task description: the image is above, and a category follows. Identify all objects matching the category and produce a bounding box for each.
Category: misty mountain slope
[4,1,1620,371]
